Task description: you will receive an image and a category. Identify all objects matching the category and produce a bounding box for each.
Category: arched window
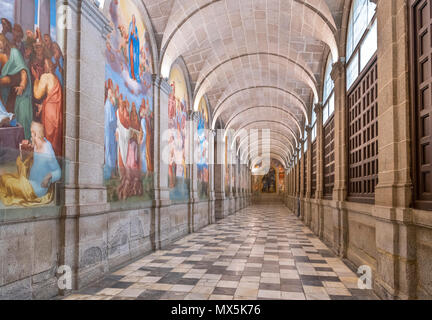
[323,54,335,124]
[346,0,377,89]
[303,127,308,151]
[323,53,335,198]
[311,111,317,142]
[346,0,378,203]
[311,109,317,197]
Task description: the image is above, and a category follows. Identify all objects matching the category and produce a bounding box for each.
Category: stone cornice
[67,0,112,39]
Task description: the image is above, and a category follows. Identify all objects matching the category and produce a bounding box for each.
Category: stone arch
[194,53,319,113]
[238,135,294,160]
[232,120,300,148]
[251,154,288,171]
[225,106,302,137]
[244,144,291,164]
[212,87,309,130]
[159,0,339,77]
[318,46,333,100]
[237,127,296,155]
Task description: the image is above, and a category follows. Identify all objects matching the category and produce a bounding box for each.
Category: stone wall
[284,194,432,300]
[284,0,432,300]
[0,0,252,300]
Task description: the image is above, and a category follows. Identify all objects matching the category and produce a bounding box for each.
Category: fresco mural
[104,0,154,202]
[278,166,285,193]
[0,0,64,208]
[252,160,285,194]
[252,175,262,194]
[168,64,189,202]
[196,97,209,200]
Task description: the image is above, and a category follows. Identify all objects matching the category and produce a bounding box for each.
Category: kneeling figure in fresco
[0,122,61,207]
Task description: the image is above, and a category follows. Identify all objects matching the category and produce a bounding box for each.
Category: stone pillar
[14,0,36,34]
[283,169,291,205]
[208,130,216,224]
[290,167,293,196]
[286,169,289,198]
[241,164,246,209]
[188,111,198,233]
[234,157,239,210]
[38,0,52,37]
[331,60,348,202]
[295,154,300,198]
[60,0,111,293]
[153,76,172,249]
[315,103,324,200]
[306,126,313,199]
[305,126,312,226]
[293,163,296,197]
[331,58,348,258]
[295,154,301,217]
[315,103,324,238]
[372,0,416,300]
[299,142,305,221]
[248,166,252,204]
[228,137,235,214]
[214,129,226,219]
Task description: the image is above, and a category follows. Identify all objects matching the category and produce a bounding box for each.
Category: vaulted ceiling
[140,0,346,168]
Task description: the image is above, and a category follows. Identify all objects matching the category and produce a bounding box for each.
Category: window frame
[346,0,378,91]
[323,54,335,126]
[409,0,432,211]
[323,115,335,199]
[321,53,336,199]
[345,0,379,204]
[346,55,379,204]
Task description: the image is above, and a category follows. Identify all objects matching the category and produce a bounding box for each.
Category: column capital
[153,75,172,95]
[331,58,346,82]
[299,140,306,149]
[314,102,323,115]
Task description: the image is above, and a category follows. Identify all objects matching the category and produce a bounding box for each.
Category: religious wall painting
[251,160,284,194]
[278,166,285,193]
[104,0,154,202]
[271,160,285,194]
[261,167,276,193]
[0,0,64,208]
[168,64,189,202]
[196,97,209,200]
[252,175,262,194]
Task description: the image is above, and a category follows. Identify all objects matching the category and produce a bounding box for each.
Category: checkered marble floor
[63,205,378,300]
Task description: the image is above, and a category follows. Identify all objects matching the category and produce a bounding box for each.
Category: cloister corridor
[0,0,431,302]
[62,203,378,301]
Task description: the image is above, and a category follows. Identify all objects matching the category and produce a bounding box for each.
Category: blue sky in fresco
[1,0,57,40]
[0,1,14,25]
